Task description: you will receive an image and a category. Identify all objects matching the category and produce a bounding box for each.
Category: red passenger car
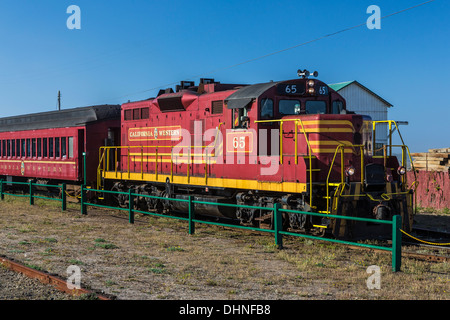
[0,105,121,186]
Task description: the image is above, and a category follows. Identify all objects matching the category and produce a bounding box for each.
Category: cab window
[305,101,326,114]
[279,100,301,115]
[332,100,344,114]
[260,98,273,119]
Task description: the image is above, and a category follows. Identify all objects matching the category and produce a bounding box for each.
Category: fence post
[392,215,402,272]
[274,203,283,249]
[29,181,34,205]
[129,189,134,224]
[61,183,67,211]
[0,180,3,200]
[188,196,195,235]
[81,184,87,215]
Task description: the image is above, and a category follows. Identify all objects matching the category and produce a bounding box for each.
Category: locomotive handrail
[254,118,315,208]
[372,120,418,213]
[323,144,364,214]
[372,120,416,173]
[97,123,224,190]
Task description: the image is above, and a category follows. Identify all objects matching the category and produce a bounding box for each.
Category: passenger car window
[49,138,54,158]
[37,138,41,157]
[68,137,74,158]
[55,137,60,157]
[32,138,36,157]
[43,138,48,158]
[61,137,67,157]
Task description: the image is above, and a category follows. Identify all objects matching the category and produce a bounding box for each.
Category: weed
[25,264,43,271]
[166,246,184,252]
[95,243,118,249]
[68,259,84,265]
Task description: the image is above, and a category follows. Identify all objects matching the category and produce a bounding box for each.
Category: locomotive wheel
[111,184,128,208]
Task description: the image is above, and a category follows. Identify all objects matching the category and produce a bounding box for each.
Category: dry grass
[0,196,448,300]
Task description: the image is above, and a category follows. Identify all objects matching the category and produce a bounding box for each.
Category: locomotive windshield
[278,99,327,115]
[279,100,301,115]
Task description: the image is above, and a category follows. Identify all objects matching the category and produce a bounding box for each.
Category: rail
[0,180,67,211]
[79,185,403,272]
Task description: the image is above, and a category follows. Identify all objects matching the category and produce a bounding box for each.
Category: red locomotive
[98,71,415,239]
[0,71,416,239]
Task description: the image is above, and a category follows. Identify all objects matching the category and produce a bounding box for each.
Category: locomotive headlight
[345,166,355,176]
[307,80,315,87]
[397,166,406,175]
[308,87,315,94]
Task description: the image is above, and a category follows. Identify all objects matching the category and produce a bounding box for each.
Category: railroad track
[0,255,113,300]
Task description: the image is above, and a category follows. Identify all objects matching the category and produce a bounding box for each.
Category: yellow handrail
[324,144,364,214]
[372,120,418,191]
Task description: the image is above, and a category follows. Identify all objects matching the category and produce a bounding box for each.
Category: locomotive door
[106,127,119,171]
[77,129,85,181]
[257,98,280,181]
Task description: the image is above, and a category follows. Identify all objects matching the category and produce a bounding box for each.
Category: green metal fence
[80,185,403,272]
[0,180,67,211]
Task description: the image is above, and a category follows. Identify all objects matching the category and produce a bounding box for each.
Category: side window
[2,140,5,157]
[16,140,20,158]
[11,139,15,157]
[232,107,249,129]
[7,140,10,157]
[332,100,344,114]
[49,138,54,158]
[32,138,36,157]
[43,138,48,158]
[55,137,60,157]
[260,98,274,119]
[26,139,31,157]
[68,137,74,158]
[61,137,67,158]
[21,139,25,157]
[37,138,42,157]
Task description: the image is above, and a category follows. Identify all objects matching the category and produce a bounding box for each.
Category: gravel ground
[0,197,448,300]
[0,265,73,300]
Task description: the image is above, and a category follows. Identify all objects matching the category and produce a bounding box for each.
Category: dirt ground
[0,197,448,300]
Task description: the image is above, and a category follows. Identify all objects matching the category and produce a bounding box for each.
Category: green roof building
[328,80,392,147]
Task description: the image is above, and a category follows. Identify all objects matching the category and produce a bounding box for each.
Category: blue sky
[0,0,448,152]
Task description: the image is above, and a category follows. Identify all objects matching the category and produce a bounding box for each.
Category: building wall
[407,170,450,210]
[337,83,389,145]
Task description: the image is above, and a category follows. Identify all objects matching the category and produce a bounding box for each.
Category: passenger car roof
[0,105,121,132]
